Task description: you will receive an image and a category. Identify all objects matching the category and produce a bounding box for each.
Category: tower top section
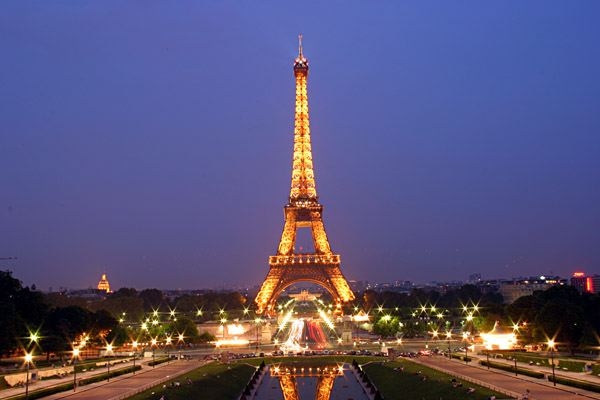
[289,35,317,203]
[294,34,308,72]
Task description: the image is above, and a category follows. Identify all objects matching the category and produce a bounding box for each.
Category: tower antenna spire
[298,34,303,58]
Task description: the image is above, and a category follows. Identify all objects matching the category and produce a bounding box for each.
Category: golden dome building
[97,273,111,293]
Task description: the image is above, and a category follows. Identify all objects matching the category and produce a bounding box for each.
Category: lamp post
[255,318,262,351]
[24,352,32,399]
[486,350,490,370]
[106,344,113,381]
[220,318,227,340]
[132,341,138,375]
[165,336,172,364]
[178,333,184,360]
[462,332,469,364]
[446,331,452,360]
[72,348,80,391]
[548,340,556,386]
[151,338,157,368]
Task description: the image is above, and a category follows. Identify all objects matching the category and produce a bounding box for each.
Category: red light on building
[585,277,593,293]
[573,272,585,277]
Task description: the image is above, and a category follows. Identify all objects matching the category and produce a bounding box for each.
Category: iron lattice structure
[255,36,355,315]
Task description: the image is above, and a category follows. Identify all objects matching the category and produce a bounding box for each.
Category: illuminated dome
[97,273,111,293]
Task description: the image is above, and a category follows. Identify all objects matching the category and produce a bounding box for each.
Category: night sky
[1,2,599,291]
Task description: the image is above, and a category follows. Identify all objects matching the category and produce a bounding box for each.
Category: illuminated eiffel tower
[255,36,355,315]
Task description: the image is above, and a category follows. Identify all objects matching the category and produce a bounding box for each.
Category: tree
[42,306,93,359]
[139,289,165,311]
[0,271,48,356]
[167,317,199,341]
[373,316,400,338]
[0,272,20,356]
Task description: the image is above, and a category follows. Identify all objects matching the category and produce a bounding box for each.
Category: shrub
[479,360,544,379]
[548,375,600,393]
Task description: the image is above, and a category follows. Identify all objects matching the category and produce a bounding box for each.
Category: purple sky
[1,2,599,290]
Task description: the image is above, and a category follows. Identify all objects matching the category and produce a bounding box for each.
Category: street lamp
[177,333,184,360]
[548,339,556,386]
[151,338,157,367]
[165,336,172,363]
[254,318,262,351]
[132,341,138,374]
[462,332,469,363]
[106,344,113,381]
[220,318,227,339]
[445,331,452,359]
[72,348,80,391]
[24,352,33,399]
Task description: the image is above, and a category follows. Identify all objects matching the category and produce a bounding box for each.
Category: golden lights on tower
[254,36,355,315]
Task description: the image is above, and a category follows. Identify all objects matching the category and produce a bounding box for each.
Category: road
[41,359,206,400]
[413,355,600,400]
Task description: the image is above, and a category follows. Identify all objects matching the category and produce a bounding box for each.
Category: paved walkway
[2,359,138,400]
[413,355,600,400]
[42,359,206,400]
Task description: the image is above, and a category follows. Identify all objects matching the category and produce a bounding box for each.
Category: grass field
[363,360,508,400]
[126,355,511,400]
[486,352,589,372]
[126,362,256,400]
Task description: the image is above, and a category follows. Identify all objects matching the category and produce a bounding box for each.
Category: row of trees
[367,284,600,353]
[4,268,599,358]
[0,271,117,358]
[1,270,247,358]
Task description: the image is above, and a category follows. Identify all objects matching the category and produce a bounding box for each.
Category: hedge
[148,357,170,367]
[479,360,544,379]
[548,374,600,393]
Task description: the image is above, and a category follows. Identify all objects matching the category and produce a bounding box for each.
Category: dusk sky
[1,2,599,291]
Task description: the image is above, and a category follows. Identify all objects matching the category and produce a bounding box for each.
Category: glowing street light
[106,344,113,381]
[132,341,138,375]
[220,318,227,339]
[462,332,470,363]
[24,352,33,399]
[72,348,80,391]
[151,338,158,367]
[548,339,556,386]
[254,317,262,351]
[29,332,39,344]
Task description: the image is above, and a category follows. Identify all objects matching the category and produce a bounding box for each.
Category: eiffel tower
[255,36,355,315]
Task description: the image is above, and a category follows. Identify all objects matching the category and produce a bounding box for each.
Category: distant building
[498,276,566,304]
[97,273,111,293]
[570,271,598,294]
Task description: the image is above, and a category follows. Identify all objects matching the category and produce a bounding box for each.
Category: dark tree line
[363,284,600,352]
[507,285,600,352]
[0,271,118,358]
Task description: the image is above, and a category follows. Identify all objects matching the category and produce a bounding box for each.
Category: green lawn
[363,361,509,400]
[105,355,513,400]
[126,362,256,400]
[487,352,588,372]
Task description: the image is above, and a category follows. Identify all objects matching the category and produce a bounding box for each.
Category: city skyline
[1,2,599,290]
